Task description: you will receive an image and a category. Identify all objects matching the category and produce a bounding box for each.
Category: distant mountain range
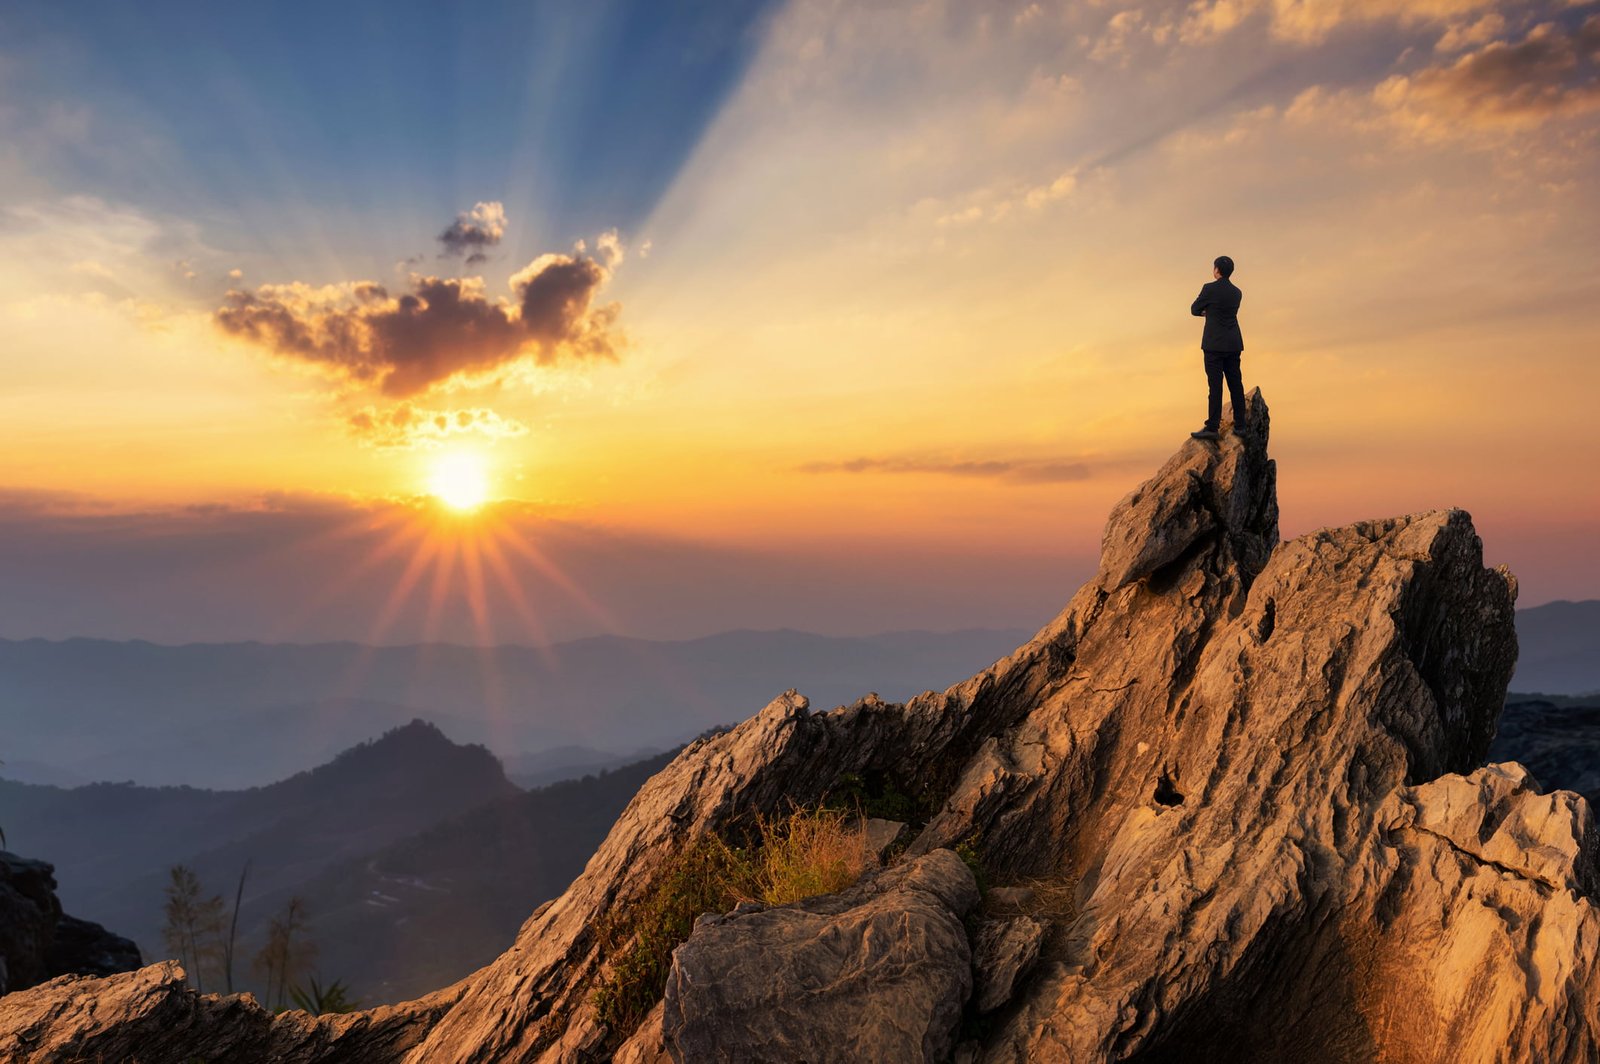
[1507,599,1600,697]
[0,628,1030,789]
[0,722,518,981]
[0,719,671,1003]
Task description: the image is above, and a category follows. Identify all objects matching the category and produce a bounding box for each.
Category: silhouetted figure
[1189,255,1245,441]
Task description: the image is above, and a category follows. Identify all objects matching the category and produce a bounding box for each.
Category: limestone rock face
[658,850,978,1063]
[4,388,1594,1063]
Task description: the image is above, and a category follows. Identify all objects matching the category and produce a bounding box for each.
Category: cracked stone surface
[3,389,1594,1064]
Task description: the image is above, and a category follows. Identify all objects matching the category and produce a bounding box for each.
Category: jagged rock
[971,915,1045,1013]
[0,961,460,1063]
[5,388,1595,1063]
[0,853,58,994]
[1491,698,1600,805]
[611,1001,671,1064]
[0,851,141,996]
[43,914,141,981]
[659,849,977,1062]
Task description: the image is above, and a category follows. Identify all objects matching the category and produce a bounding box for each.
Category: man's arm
[1191,287,1210,317]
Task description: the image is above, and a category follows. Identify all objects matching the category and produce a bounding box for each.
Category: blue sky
[3,0,779,267]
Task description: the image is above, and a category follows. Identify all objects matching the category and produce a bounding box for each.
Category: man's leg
[1223,354,1246,429]
[1204,351,1224,431]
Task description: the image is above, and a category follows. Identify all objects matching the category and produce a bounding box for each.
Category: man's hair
[1214,255,1235,279]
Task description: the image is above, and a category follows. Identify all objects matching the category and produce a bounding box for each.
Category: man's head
[1213,255,1235,280]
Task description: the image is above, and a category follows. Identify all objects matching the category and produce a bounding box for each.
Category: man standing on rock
[1189,255,1246,441]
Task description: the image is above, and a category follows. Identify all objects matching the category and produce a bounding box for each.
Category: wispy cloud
[1376,18,1600,132]
[797,456,1091,484]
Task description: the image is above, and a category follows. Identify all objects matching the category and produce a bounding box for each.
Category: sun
[427,451,492,512]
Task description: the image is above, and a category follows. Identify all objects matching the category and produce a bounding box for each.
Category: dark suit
[1191,278,1246,431]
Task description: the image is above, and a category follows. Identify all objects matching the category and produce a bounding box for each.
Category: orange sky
[3,0,1598,642]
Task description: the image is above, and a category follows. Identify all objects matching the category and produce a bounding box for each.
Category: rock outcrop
[0,852,140,996]
[4,389,1596,1063]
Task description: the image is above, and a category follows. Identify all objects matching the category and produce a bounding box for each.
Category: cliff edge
[3,390,1595,1064]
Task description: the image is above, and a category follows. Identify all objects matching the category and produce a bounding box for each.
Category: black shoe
[1190,428,1220,440]
[1231,421,1250,436]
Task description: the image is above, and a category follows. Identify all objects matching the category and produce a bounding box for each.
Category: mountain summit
[5,390,1597,1063]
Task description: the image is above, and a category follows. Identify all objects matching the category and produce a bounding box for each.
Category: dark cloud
[798,456,1091,484]
[1383,19,1600,127]
[437,201,506,265]
[513,254,621,360]
[215,244,622,396]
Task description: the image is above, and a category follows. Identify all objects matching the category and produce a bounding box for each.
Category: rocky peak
[3,389,1596,1064]
[1095,389,1277,593]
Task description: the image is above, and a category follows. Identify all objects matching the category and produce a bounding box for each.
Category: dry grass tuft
[734,806,872,907]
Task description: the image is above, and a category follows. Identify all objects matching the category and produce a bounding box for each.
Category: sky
[2,0,1598,645]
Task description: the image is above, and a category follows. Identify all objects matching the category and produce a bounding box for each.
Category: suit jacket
[1191,278,1244,352]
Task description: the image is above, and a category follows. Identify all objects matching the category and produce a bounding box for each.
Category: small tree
[162,865,226,992]
[252,896,316,1011]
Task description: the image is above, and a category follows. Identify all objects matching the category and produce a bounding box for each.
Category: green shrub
[591,836,752,1037]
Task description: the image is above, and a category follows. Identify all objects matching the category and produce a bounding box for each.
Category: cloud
[215,237,624,396]
[1435,12,1507,53]
[797,456,1091,484]
[437,201,507,264]
[929,166,1083,227]
[510,254,621,359]
[1090,9,1173,64]
[347,402,529,448]
[1376,19,1600,133]
[1176,0,1507,45]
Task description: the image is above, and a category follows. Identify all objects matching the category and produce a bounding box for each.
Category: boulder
[660,849,978,1063]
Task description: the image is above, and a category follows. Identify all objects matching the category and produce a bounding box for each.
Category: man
[1189,255,1246,441]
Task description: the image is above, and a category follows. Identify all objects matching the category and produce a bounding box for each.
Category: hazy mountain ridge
[0,720,520,977]
[276,749,682,1001]
[0,628,1032,788]
[1508,599,1600,695]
